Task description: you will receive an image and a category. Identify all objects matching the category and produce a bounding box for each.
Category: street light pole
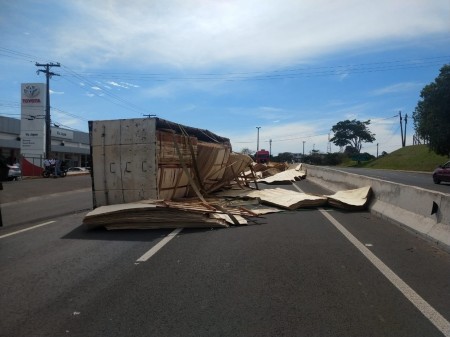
[269,139,272,158]
[256,127,261,152]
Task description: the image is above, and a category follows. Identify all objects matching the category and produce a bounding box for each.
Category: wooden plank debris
[82,185,373,230]
[83,202,229,230]
[82,197,262,230]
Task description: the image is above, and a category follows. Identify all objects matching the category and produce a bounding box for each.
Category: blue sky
[1,0,449,156]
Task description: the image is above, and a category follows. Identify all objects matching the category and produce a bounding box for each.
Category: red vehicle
[433,161,450,184]
[255,149,270,163]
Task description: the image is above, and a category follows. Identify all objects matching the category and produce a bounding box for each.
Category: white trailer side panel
[91,118,158,207]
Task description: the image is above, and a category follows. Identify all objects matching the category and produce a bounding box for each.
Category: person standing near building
[49,158,56,178]
[55,159,61,177]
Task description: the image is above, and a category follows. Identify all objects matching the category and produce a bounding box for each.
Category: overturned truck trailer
[89,118,252,208]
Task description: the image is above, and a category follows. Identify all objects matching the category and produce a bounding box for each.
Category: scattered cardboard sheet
[83,186,373,230]
[326,186,372,210]
[217,187,327,210]
[257,168,307,184]
[83,202,228,230]
[83,198,259,230]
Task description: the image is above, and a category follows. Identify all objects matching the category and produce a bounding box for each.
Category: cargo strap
[173,136,207,204]
[173,136,240,226]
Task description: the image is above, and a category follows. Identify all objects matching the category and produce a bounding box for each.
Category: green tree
[273,152,294,162]
[330,119,376,153]
[240,147,255,156]
[413,64,450,156]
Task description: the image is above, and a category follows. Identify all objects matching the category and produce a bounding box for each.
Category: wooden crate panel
[156,131,197,165]
[158,167,191,199]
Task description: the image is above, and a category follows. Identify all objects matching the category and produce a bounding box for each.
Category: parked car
[7,164,21,181]
[67,167,86,172]
[66,167,89,175]
[432,161,450,184]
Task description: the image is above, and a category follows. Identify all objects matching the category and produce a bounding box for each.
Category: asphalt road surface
[1,176,450,336]
[0,174,93,227]
[331,167,450,194]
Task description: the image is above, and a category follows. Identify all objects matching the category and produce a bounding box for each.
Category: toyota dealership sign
[20,83,46,157]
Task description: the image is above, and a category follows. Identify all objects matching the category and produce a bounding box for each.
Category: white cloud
[50,90,64,95]
[106,81,140,89]
[226,112,408,156]
[229,119,331,154]
[371,82,423,96]
[51,0,449,70]
[144,83,177,98]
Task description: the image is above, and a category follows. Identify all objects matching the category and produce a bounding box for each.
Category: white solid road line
[293,181,450,336]
[136,228,183,263]
[0,221,56,239]
[320,209,450,337]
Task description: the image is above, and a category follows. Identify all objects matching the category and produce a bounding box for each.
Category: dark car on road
[433,161,450,184]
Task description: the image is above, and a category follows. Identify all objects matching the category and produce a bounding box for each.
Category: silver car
[7,164,21,181]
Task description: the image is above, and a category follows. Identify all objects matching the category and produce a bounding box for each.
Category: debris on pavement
[216,187,327,210]
[256,167,307,184]
[83,198,258,230]
[85,117,373,231]
[326,186,372,210]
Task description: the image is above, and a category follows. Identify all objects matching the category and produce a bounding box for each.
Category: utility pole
[269,139,272,158]
[256,127,261,152]
[302,141,306,157]
[399,111,404,147]
[377,143,379,158]
[36,62,60,158]
[399,111,408,148]
[327,133,331,153]
[403,113,408,147]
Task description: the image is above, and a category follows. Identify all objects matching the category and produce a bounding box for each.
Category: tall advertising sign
[20,83,46,175]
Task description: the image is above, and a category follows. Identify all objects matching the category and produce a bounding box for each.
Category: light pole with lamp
[302,141,306,157]
[256,127,261,152]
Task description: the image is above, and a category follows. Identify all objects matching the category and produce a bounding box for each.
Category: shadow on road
[62,224,175,242]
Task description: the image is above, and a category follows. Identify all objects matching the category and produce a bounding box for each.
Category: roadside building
[0,116,90,176]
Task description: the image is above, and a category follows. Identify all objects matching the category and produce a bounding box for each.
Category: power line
[0,99,92,123]
[1,46,448,82]
[60,65,148,115]
[0,47,150,117]
[66,56,450,82]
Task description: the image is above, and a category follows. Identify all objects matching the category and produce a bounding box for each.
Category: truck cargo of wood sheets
[89,118,246,208]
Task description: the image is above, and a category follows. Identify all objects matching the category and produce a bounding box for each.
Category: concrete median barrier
[304,165,450,250]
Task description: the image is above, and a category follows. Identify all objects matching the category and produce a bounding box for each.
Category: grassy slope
[348,145,448,172]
